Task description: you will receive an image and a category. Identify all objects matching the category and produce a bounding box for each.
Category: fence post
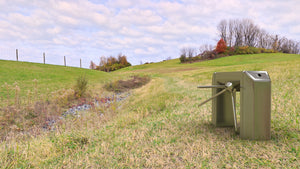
[64,56,66,66]
[80,58,82,68]
[16,49,18,61]
[43,52,45,64]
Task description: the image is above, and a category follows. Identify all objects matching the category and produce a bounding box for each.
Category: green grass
[0,53,299,168]
[0,60,114,96]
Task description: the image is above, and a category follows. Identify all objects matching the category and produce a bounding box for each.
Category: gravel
[42,93,130,131]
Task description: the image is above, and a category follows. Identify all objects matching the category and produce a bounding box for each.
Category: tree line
[90,53,131,72]
[180,18,300,63]
[217,18,299,54]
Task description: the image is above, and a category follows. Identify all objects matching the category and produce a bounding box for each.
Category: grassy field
[0,60,114,97]
[0,53,299,168]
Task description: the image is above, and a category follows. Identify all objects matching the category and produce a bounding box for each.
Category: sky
[0,0,299,68]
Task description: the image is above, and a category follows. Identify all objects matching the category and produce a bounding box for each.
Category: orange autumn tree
[216,38,227,54]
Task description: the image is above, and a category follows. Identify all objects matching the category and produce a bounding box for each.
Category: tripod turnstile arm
[197,85,226,88]
[230,88,238,133]
[198,82,239,133]
[198,88,227,107]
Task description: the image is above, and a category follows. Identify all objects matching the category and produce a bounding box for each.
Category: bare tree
[99,56,107,67]
[180,48,187,57]
[271,35,279,51]
[179,48,187,63]
[216,18,300,54]
[279,37,289,53]
[278,37,300,54]
[233,19,243,47]
[241,19,260,47]
[257,29,268,48]
[187,48,195,59]
[218,18,261,47]
[179,47,196,63]
[217,19,227,43]
[291,41,300,54]
[199,44,213,54]
[227,20,234,47]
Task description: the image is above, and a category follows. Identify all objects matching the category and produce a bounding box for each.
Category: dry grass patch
[104,75,150,93]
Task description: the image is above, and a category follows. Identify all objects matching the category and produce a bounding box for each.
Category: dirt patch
[104,75,151,93]
[171,68,198,72]
[153,67,198,74]
[134,67,198,74]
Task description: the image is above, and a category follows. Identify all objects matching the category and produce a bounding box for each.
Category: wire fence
[0,48,87,68]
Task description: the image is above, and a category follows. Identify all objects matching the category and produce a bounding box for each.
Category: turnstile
[198,71,271,140]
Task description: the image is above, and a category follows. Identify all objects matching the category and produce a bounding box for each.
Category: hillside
[0,60,113,97]
[0,53,299,168]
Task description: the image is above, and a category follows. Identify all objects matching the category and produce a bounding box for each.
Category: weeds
[74,74,88,98]
[0,75,121,142]
[0,80,78,141]
[51,88,75,107]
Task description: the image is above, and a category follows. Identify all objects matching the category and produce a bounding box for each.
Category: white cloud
[115,8,162,26]
[47,26,62,35]
[290,25,300,37]
[134,48,152,55]
[107,0,136,9]
[119,27,142,37]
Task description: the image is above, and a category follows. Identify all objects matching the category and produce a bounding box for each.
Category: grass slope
[0,53,299,168]
[0,60,113,97]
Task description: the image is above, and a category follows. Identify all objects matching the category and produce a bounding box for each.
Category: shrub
[234,46,249,54]
[179,54,187,63]
[192,55,201,61]
[96,54,131,72]
[218,53,226,57]
[258,48,265,53]
[74,75,88,98]
[249,47,260,54]
[201,50,217,60]
[265,49,275,53]
[227,47,235,55]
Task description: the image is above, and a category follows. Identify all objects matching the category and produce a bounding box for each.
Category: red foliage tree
[216,38,227,54]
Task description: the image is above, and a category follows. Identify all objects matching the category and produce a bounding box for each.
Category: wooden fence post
[43,52,45,64]
[80,59,82,68]
[64,56,66,66]
[16,49,18,61]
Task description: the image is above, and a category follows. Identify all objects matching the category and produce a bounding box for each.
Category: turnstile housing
[212,71,271,140]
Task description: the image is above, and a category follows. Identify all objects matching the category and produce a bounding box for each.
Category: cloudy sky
[0,0,299,68]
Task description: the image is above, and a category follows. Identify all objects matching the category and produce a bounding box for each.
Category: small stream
[42,93,130,131]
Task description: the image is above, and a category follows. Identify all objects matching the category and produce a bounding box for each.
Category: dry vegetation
[0,75,98,141]
[0,53,299,168]
[104,75,151,93]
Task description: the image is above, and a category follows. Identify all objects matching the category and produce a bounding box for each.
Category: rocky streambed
[42,93,131,131]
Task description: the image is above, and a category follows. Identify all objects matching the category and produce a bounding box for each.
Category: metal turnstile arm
[198,88,227,107]
[198,82,239,133]
[230,89,238,133]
